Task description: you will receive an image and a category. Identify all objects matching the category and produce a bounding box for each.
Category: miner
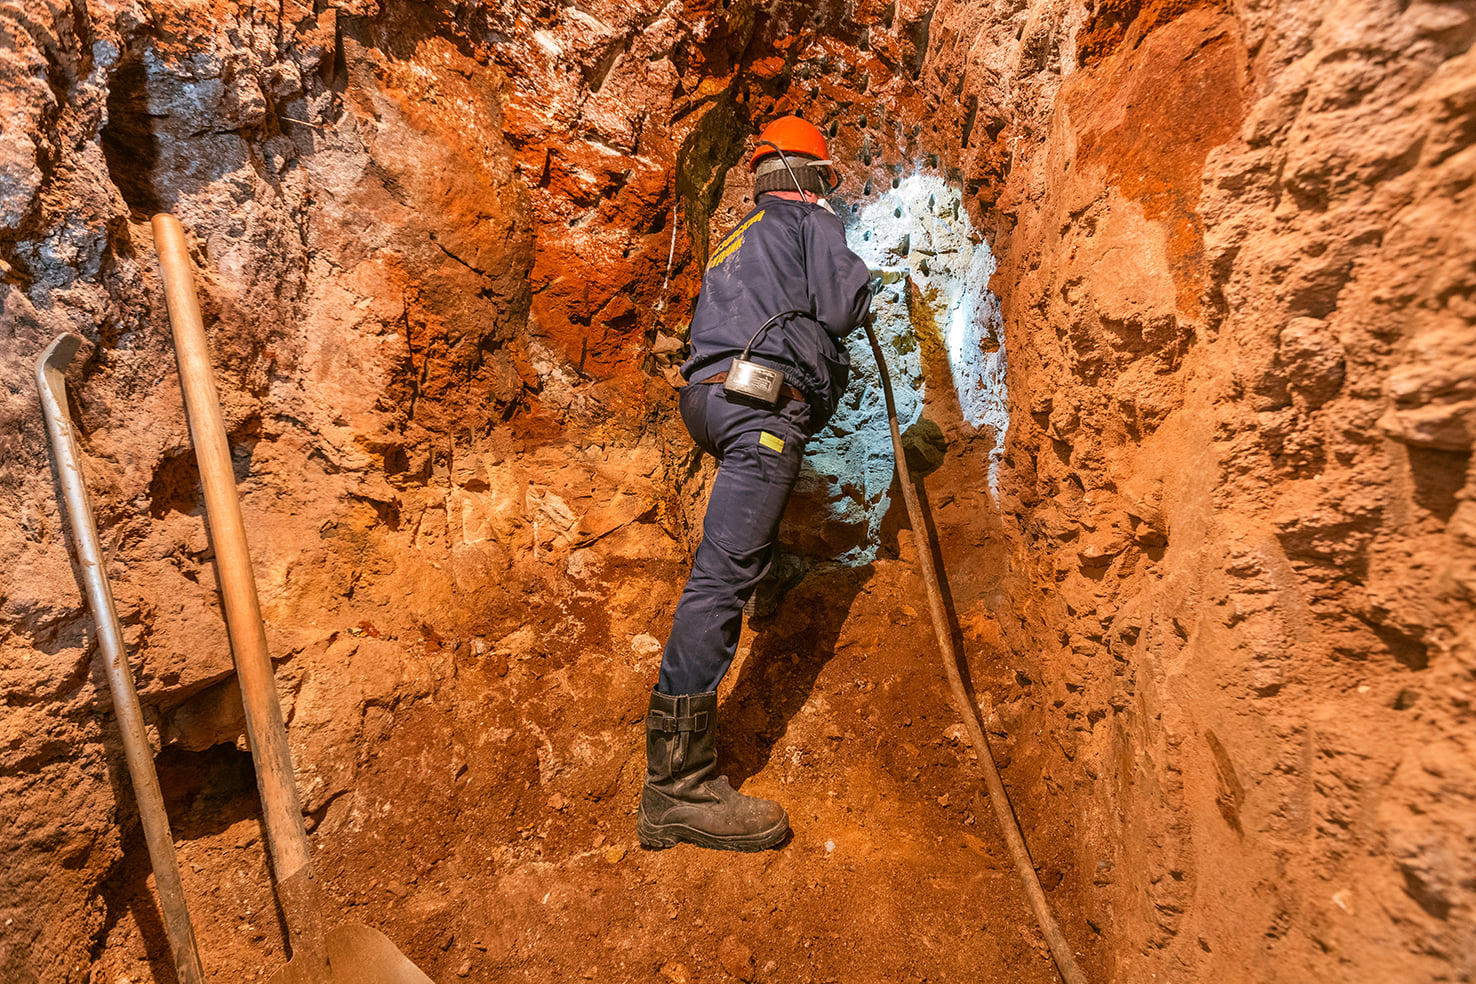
[638,116,873,851]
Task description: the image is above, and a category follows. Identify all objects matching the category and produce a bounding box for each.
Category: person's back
[683,194,871,426]
[638,116,872,853]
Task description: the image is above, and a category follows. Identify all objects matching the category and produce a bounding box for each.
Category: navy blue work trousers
[658,381,814,696]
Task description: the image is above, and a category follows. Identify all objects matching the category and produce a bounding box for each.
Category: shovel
[35,333,208,984]
[151,212,436,984]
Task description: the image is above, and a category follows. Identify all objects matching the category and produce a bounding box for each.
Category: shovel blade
[268,923,436,984]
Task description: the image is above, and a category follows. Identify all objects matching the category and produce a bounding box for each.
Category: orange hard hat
[750,115,840,189]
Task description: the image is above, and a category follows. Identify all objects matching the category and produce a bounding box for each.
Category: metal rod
[35,333,207,984]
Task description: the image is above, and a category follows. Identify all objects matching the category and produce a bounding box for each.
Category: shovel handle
[863,318,1088,984]
[152,214,327,963]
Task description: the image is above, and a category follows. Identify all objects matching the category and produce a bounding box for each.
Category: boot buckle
[647,710,710,733]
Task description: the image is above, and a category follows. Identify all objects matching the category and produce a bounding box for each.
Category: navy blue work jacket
[681,194,872,427]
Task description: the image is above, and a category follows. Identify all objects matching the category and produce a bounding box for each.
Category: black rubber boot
[637,689,790,852]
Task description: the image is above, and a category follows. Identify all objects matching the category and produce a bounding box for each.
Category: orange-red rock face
[1,0,1472,980]
[945,1,1476,980]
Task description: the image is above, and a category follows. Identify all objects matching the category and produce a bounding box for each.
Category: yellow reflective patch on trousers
[759,431,785,454]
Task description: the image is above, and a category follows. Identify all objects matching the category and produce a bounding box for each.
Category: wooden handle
[152,214,326,963]
[863,319,1088,984]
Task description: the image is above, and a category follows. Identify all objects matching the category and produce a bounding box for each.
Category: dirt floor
[88,547,1086,984]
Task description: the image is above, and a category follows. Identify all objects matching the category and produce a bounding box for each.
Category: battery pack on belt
[723,358,785,406]
[712,308,812,408]
[699,369,804,406]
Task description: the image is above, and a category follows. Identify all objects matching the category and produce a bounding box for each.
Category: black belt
[699,370,806,405]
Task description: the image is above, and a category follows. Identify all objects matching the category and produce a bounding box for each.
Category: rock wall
[1,0,1472,980]
[1,0,684,975]
[917,0,1476,980]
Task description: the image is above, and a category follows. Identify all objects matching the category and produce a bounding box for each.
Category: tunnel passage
[781,175,1007,568]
